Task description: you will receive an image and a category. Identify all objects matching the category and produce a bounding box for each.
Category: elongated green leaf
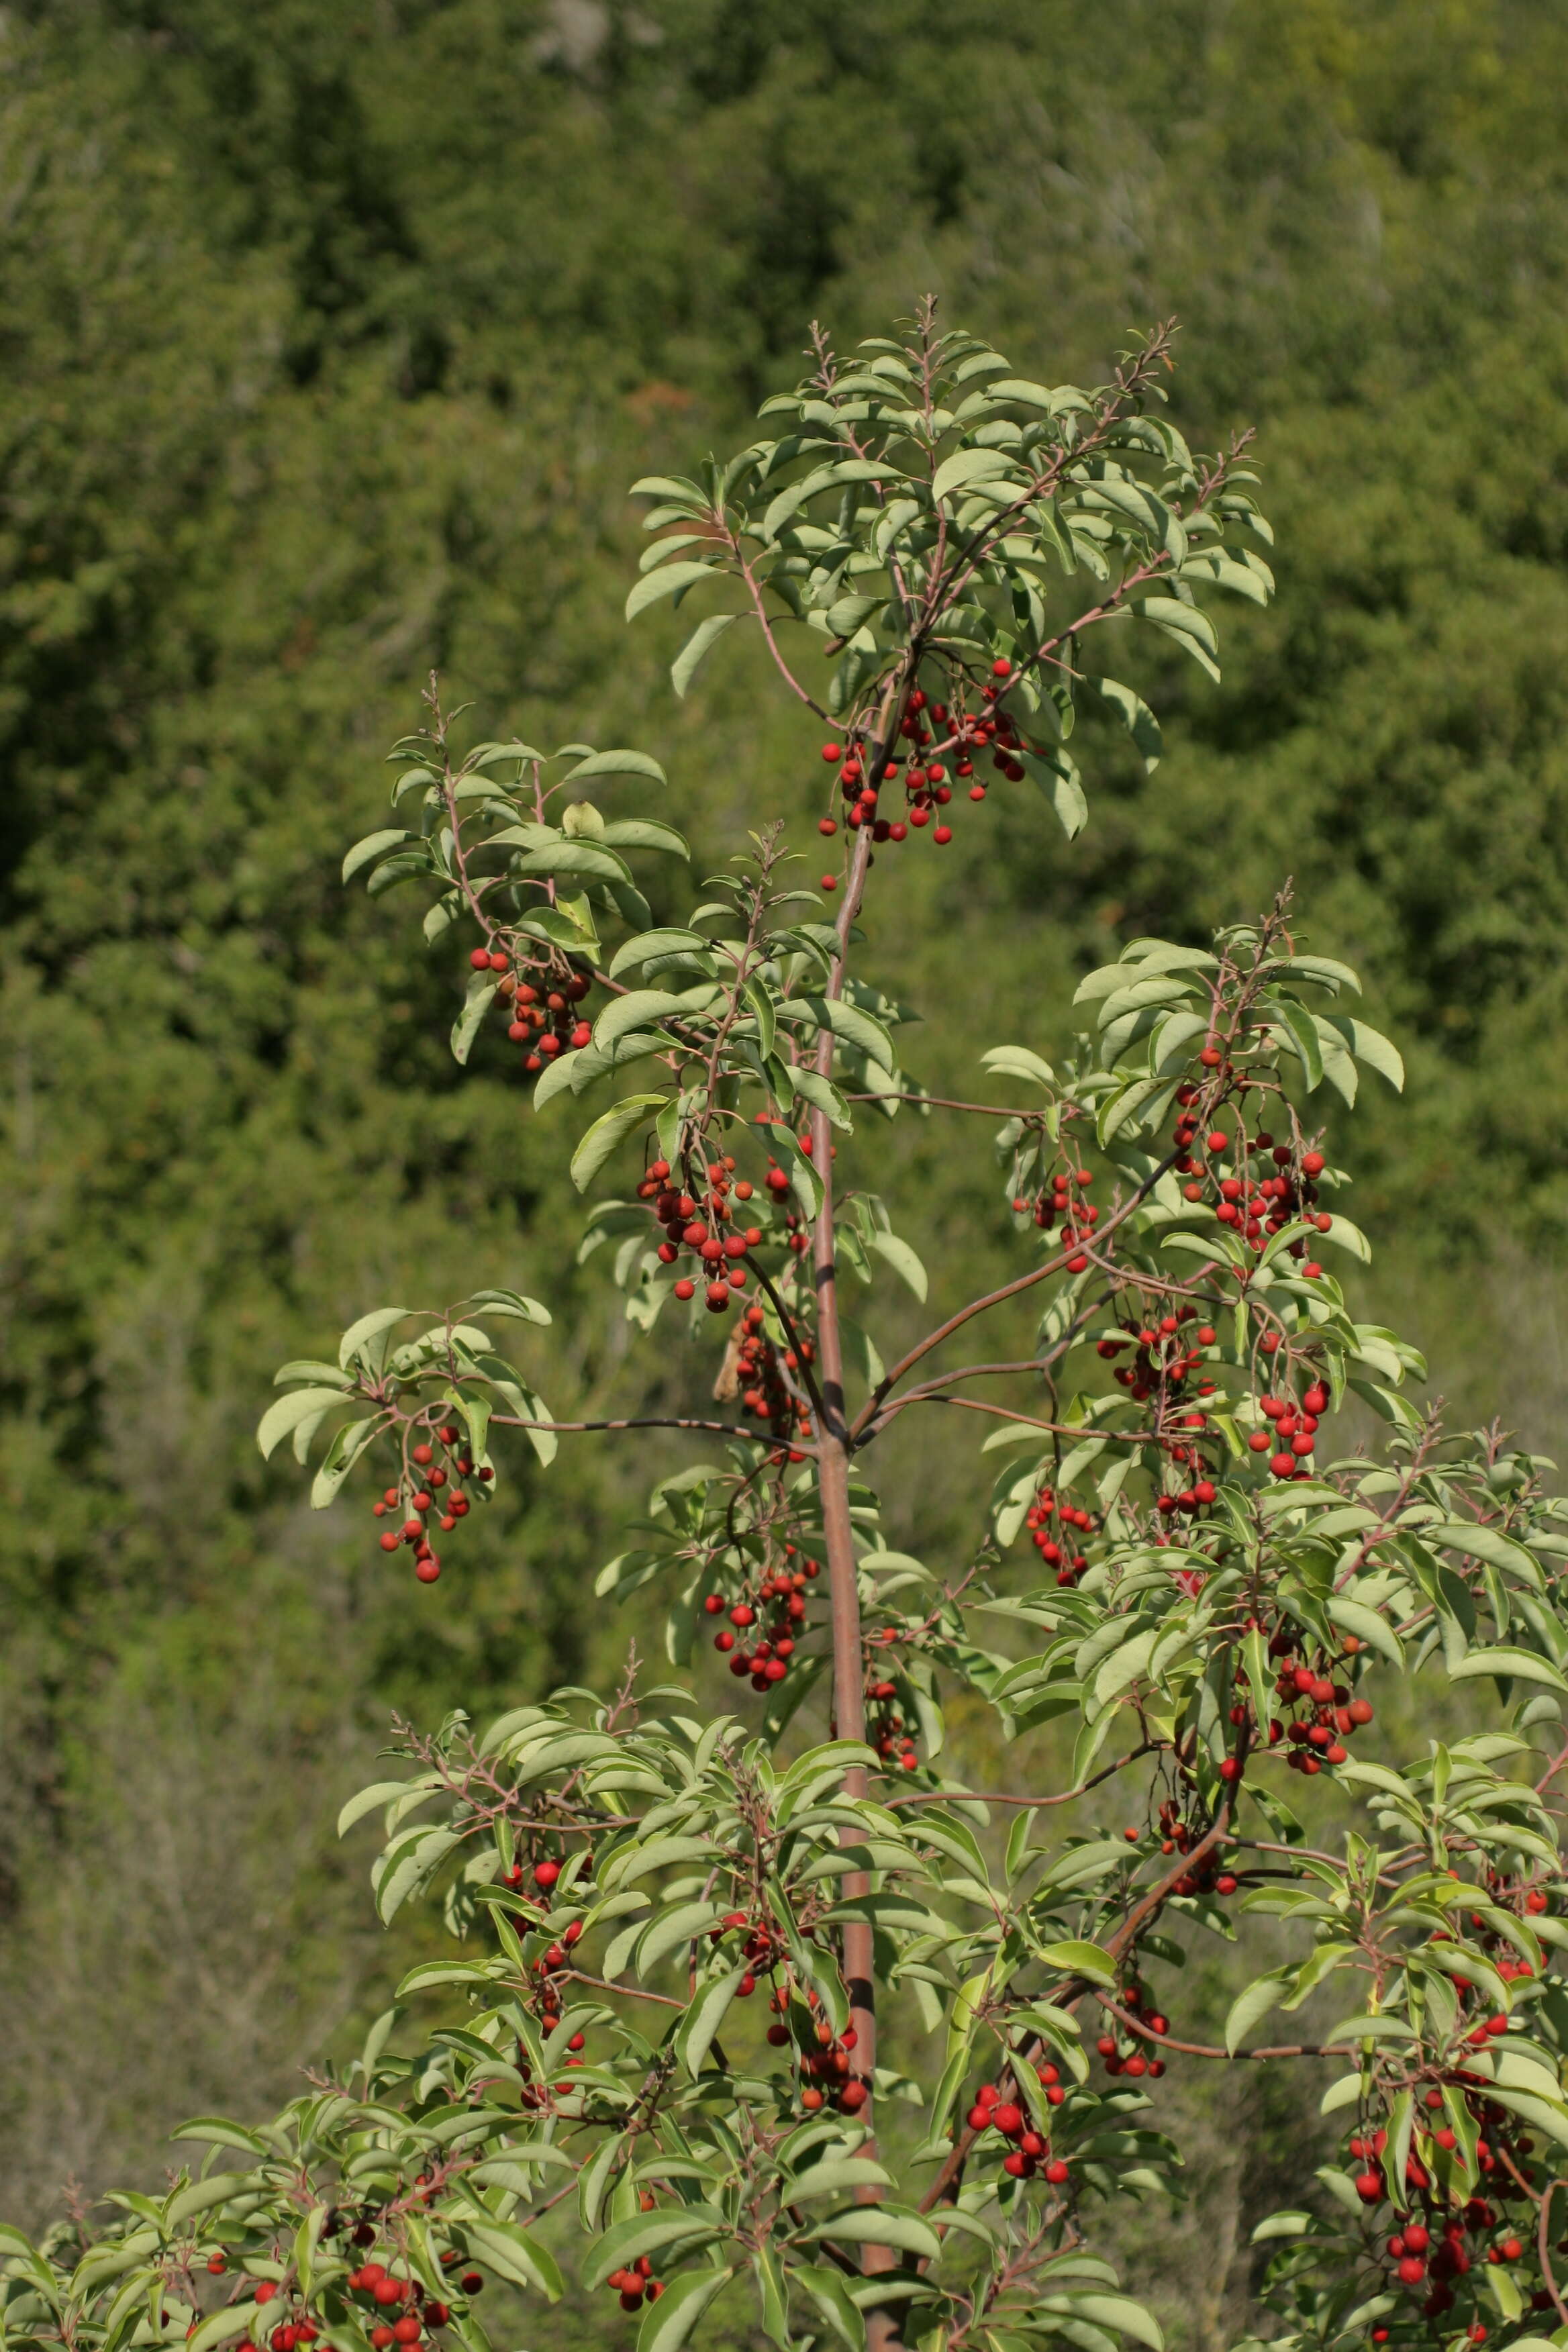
[677,1967,746,2080]
[626,562,721,621]
[1323,1016,1404,1091]
[257,1387,349,1460]
[866,1229,927,1300]
[932,446,1018,500]
[1092,677,1161,770]
[1451,1647,1568,1696]
[584,2209,728,2292]
[337,1779,420,1837]
[673,614,740,698]
[802,2208,940,2262]
[343,828,411,884]
[1033,1939,1118,1987]
[571,1095,667,1191]
[595,992,690,1052]
[187,2304,264,2352]
[450,970,497,1066]
[338,1306,415,1371]
[1225,1970,1291,2055]
[785,2158,891,2204]
[460,2217,564,2300]
[310,1414,382,1507]
[794,2264,866,2352]
[636,2266,734,2352]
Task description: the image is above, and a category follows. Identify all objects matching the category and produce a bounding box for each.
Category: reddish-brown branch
[852,1150,1180,1442]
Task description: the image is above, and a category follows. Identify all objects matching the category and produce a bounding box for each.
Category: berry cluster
[789,2008,867,2116]
[816,663,1028,887]
[964,2076,1071,2184]
[341,2265,455,2352]
[1023,1483,1098,1587]
[1171,1095,1330,1273]
[639,1155,763,1316]
[867,1671,918,1770]
[1263,1629,1375,1773]
[730,1304,815,1450]
[602,2258,666,2314]
[1097,1310,1216,1408]
[1144,1812,1238,1903]
[370,1427,493,1583]
[1343,1912,1563,2330]
[1013,1164,1099,1271]
[465,944,595,1079]
[705,1556,819,1690]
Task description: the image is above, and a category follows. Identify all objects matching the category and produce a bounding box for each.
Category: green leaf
[867,1230,927,1302]
[450,971,496,1066]
[187,2306,264,2352]
[626,563,721,622]
[795,2263,867,2352]
[1326,1596,1404,1667]
[343,828,411,884]
[1092,677,1162,770]
[785,2158,891,2204]
[571,1095,667,1191]
[1225,1970,1290,2055]
[676,1967,746,2080]
[599,818,689,859]
[801,2208,940,2262]
[1046,2294,1164,2351]
[594,991,689,1052]
[610,928,716,978]
[310,1414,382,1507]
[637,1899,725,1976]
[1136,597,1217,653]
[584,2209,729,2292]
[932,446,1018,500]
[1323,1016,1404,1091]
[790,1064,854,1131]
[635,2266,734,2352]
[337,1779,419,1836]
[256,1387,350,1460]
[1426,1522,1541,1581]
[1451,1647,1568,1696]
[338,1306,415,1371]
[981,1044,1056,1089]
[1020,747,1088,838]
[673,614,740,698]
[460,2216,564,2301]
[1032,1939,1118,1988]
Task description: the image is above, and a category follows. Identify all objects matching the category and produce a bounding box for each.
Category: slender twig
[853,1149,1181,1442]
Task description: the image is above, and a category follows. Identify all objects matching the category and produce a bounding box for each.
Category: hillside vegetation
[2,5,1567,2337]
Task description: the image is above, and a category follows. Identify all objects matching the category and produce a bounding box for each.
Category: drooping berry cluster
[370,1426,492,1583]
[705,1555,820,1690]
[964,2076,1072,2184]
[640,1153,762,1310]
[1013,1164,1099,1272]
[467,944,594,1079]
[1022,1483,1097,1587]
[816,662,1034,887]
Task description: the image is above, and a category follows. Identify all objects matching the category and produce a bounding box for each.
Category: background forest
[3,1,1568,2345]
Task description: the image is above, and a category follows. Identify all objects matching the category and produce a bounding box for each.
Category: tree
[6,303,1568,2352]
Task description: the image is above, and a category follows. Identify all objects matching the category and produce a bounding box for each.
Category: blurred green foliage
[3,2,1568,2339]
